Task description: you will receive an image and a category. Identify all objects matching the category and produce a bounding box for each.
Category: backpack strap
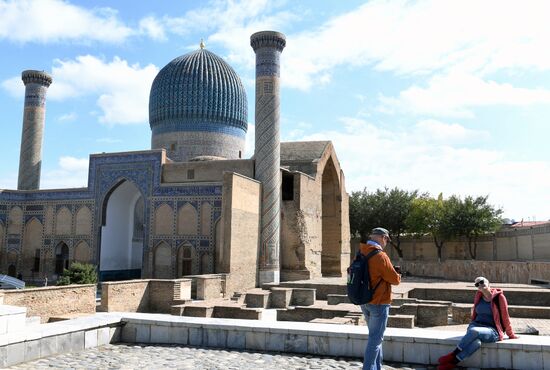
[363,249,383,290]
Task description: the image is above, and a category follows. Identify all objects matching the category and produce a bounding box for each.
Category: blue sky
[1,0,549,221]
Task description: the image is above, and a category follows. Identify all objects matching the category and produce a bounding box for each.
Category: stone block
[85,329,98,349]
[0,346,6,367]
[327,335,352,357]
[0,316,6,335]
[308,335,329,355]
[416,304,449,327]
[387,314,414,328]
[291,288,316,306]
[135,324,151,343]
[40,336,58,358]
[227,330,246,350]
[403,341,429,364]
[121,323,137,343]
[204,328,227,348]
[427,343,449,365]
[245,290,271,308]
[245,330,266,351]
[6,342,25,366]
[196,276,223,300]
[351,338,367,358]
[265,333,285,352]
[189,327,203,346]
[109,327,121,343]
[172,326,188,345]
[277,307,323,322]
[212,306,262,320]
[327,294,350,305]
[511,348,543,370]
[284,333,307,353]
[451,303,471,324]
[24,339,41,362]
[270,288,292,308]
[69,330,85,352]
[184,306,213,317]
[150,325,172,344]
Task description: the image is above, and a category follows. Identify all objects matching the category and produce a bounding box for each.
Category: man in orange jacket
[359,227,401,370]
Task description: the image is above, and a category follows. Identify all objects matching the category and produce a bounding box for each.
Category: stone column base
[259,269,280,285]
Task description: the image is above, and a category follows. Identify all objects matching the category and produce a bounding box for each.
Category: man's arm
[380,253,401,285]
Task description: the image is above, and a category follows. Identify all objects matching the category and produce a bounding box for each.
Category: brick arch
[153,241,172,278]
[177,203,198,236]
[320,155,343,277]
[154,203,173,235]
[75,206,92,236]
[177,242,195,276]
[8,206,23,234]
[74,241,91,263]
[55,207,72,235]
[200,202,212,236]
[23,217,43,275]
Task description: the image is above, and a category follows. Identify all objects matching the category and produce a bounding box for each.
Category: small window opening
[282,172,294,201]
[187,169,195,179]
[238,150,242,159]
[170,143,176,151]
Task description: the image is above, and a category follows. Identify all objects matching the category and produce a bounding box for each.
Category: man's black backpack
[347,249,382,305]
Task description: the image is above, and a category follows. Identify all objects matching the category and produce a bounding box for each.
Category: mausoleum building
[0,32,350,293]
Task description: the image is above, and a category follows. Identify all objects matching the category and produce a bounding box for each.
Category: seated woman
[438,276,518,370]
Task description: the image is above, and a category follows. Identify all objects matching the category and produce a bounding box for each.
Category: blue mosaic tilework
[151,120,246,137]
[24,214,44,223]
[154,185,222,197]
[255,48,281,77]
[149,49,248,134]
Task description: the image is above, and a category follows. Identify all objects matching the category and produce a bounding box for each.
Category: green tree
[57,263,98,286]
[405,194,453,262]
[449,195,503,259]
[349,187,419,259]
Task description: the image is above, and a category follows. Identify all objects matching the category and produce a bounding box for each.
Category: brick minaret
[17,70,52,190]
[250,31,286,284]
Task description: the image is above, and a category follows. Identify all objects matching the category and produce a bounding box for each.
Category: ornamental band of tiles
[18,70,52,191]
[250,31,286,284]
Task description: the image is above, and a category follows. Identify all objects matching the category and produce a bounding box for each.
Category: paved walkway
[8,344,438,370]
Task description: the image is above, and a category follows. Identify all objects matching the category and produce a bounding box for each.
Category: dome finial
[200,39,205,49]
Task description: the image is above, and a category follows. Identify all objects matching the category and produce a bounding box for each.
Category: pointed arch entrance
[99,180,144,281]
[321,157,343,276]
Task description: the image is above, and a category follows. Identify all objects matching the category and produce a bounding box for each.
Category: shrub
[56,263,98,286]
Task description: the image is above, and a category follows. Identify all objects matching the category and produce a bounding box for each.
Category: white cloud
[296,118,550,220]
[380,72,550,117]
[139,16,166,41]
[2,55,159,124]
[41,156,89,189]
[58,112,77,122]
[0,0,134,43]
[244,123,255,158]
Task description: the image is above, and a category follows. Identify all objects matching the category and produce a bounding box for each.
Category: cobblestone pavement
[9,344,438,370]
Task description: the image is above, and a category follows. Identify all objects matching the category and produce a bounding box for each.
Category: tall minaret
[17,70,52,190]
[250,31,286,284]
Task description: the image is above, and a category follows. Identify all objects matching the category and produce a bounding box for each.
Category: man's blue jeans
[361,303,390,370]
[456,323,499,361]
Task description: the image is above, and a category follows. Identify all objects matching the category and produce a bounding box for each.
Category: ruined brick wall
[221,172,260,295]
[3,284,95,323]
[400,260,550,284]
[101,280,149,312]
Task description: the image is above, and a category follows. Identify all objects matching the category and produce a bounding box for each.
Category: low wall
[401,260,550,284]
[409,287,550,306]
[2,285,96,323]
[101,279,191,313]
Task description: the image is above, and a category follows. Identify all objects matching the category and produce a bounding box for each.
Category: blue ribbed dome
[149,48,248,135]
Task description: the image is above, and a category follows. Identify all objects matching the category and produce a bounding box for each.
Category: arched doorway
[100,180,144,281]
[321,157,342,276]
[177,243,193,276]
[8,264,16,277]
[55,242,70,275]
